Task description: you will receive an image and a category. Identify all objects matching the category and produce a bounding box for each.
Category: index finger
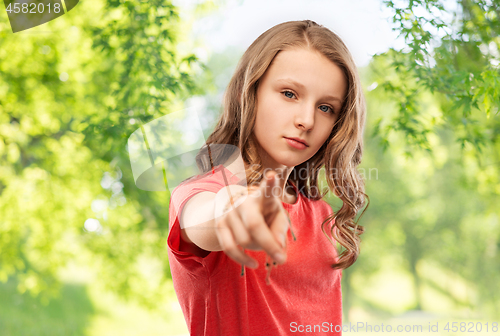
[248,212,286,264]
[241,203,287,264]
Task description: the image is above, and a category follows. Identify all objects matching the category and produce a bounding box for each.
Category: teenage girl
[167,20,367,335]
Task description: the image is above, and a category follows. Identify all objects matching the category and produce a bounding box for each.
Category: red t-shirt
[167,165,342,335]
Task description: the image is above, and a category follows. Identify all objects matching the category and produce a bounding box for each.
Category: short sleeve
[166,166,241,276]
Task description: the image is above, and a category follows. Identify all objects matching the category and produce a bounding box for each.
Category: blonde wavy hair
[196,20,368,270]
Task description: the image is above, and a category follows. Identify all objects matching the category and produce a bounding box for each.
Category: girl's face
[253,47,347,170]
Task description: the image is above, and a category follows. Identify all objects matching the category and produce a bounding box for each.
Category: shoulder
[171,165,229,200]
[169,165,242,218]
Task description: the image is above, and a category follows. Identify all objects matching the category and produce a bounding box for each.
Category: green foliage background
[0,0,499,335]
[0,0,208,327]
[341,0,500,322]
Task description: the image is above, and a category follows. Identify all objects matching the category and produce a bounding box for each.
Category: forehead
[267,47,337,75]
[260,47,347,99]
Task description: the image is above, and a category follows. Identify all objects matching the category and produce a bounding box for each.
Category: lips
[284,137,309,147]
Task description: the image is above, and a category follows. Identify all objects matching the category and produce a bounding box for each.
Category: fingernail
[248,260,258,269]
[273,252,286,264]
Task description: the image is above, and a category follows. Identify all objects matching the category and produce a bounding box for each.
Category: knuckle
[225,209,240,225]
[215,217,228,230]
[236,236,252,248]
[246,219,262,232]
[223,244,240,257]
[220,238,235,251]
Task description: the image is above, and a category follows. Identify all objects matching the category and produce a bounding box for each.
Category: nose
[294,103,315,131]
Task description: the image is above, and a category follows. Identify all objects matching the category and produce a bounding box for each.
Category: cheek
[255,99,281,131]
[314,125,334,149]
[253,109,271,143]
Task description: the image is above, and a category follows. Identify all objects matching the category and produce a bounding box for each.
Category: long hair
[197,20,368,270]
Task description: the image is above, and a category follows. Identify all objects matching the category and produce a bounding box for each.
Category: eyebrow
[276,78,343,103]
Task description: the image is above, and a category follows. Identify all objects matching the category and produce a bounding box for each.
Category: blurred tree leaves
[345,0,500,320]
[0,0,212,308]
[342,61,500,319]
[377,0,500,154]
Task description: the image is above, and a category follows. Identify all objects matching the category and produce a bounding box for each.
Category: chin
[274,155,306,168]
[261,147,307,168]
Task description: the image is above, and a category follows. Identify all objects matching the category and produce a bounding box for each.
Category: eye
[319,105,335,114]
[282,90,296,99]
